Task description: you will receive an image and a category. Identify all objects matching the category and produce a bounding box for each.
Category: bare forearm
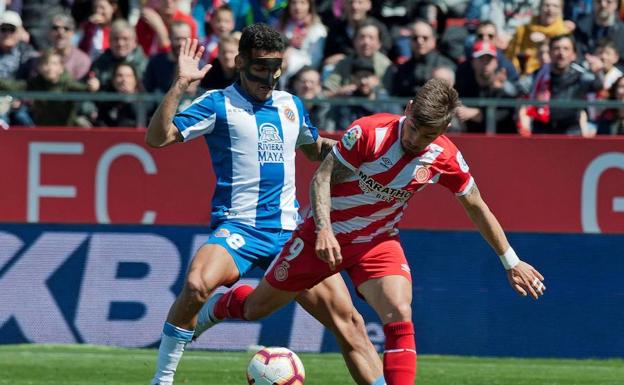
[465,204,510,255]
[311,159,334,231]
[145,79,187,147]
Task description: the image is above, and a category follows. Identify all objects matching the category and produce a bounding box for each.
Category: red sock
[383,321,416,385]
[213,285,253,320]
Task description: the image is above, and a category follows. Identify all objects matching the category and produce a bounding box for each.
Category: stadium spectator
[574,0,624,64]
[19,0,69,50]
[90,20,148,90]
[94,62,141,127]
[47,13,91,81]
[431,64,456,85]
[289,65,331,130]
[455,41,518,133]
[201,5,235,64]
[390,20,455,97]
[199,32,239,90]
[0,11,39,127]
[0,49,98,126]
[245,0,288,26]
[465,21,519,82]
[145,25,385,385]
[520,35,602,136]
[596,75,624,134]
[275,0,327,84]
[0,11,37,80]
[322,0,390,67]
[77,0,121,59]
[136,0,198,56]
[144,21,193,94]
[204,78,546,385]
[323,18,393,98]
[329,56,400,131]
[465,0,538,50]
[505,0,570,76]
[585,38,623,93]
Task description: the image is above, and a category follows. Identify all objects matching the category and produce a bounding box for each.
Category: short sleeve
[293,96,319,146]
[438,151,474,195]
[332,120,370,171]
[172,91,218,141]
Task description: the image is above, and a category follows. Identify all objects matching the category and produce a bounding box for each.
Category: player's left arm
[299,136,337,162]
[457,183,546,300]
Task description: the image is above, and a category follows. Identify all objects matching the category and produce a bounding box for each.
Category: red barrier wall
[1,129,623,233]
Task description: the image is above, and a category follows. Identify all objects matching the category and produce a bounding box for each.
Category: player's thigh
[244,278,300,320]
[295,273,360,330]
[186,243,240,290]
[265,233,336,292]
[357,275,413,324]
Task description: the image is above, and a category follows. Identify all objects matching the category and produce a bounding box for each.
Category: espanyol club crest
[342,125,362,150]
[283,107,296,122]
[214,228,231,238]
[414,166,431,183]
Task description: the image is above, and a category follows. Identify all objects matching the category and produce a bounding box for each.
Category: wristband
[498,247,520,270]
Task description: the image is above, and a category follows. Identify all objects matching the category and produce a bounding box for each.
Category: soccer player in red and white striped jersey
[205,79,546,385]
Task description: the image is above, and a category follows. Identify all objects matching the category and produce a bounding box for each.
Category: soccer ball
[246,347,305,385]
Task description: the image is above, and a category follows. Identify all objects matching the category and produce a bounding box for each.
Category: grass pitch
[0,344,622,385]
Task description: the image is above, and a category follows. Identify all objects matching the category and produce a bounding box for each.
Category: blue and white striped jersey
[173,82,319,230]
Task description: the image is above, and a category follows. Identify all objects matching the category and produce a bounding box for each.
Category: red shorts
[265,231,411,292]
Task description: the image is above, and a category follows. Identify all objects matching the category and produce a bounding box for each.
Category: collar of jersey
[233,81,274,105]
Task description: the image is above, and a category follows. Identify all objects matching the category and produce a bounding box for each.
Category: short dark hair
[238,23,286,58]
[410,78,459,130]
[549,34,576,51]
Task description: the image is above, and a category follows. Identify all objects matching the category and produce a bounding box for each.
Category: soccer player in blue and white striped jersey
[146,24,385,385]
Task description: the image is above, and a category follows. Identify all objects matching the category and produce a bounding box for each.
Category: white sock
[151,322,194,385]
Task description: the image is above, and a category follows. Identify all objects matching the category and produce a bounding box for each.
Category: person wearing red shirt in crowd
[136,0,198,56]
[198,78,547,385]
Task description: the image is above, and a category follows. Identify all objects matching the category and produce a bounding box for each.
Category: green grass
[0,344,622,385]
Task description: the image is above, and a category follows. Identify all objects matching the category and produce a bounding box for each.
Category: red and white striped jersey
[301,113,474,244]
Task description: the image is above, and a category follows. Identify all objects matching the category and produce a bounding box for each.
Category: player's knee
[184,274,214,303]
[385,302,412,323]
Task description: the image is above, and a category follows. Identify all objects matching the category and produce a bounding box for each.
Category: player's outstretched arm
[457,183,546,300]
[310,151,351,270]
[145,38,211,148]
[299,136,337,161]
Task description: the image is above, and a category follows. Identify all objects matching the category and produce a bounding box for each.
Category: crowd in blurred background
[1,0,624,135]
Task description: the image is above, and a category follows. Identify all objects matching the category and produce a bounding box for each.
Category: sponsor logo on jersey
[283,107,296,122]
[381,157,393,168]
[214,228,231,238]
[258,123,284,165]
[358,171,412,202]
[456,151,470,173]
[342,125,362,150]
[274,261,290,281]
[414,166,431,183]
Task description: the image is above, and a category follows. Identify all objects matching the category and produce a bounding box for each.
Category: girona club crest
[414,166,431,183]
[274,261,290,282]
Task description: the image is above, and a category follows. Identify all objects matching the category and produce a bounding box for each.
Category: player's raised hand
[176,38,211,86]
[506,261,546,300]
[315,228,342,271]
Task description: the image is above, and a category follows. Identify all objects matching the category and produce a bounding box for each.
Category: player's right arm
[310,151,354,270]
[145,38,211,148]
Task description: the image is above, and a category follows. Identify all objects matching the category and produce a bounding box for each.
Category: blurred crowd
[1,0,624,135]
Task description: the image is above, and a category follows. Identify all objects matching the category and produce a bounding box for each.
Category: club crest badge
[274,261,290,282]
[283,107,296,122]
[414,166,431,183]
[342,125,362,150]
[214,228,231,238]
